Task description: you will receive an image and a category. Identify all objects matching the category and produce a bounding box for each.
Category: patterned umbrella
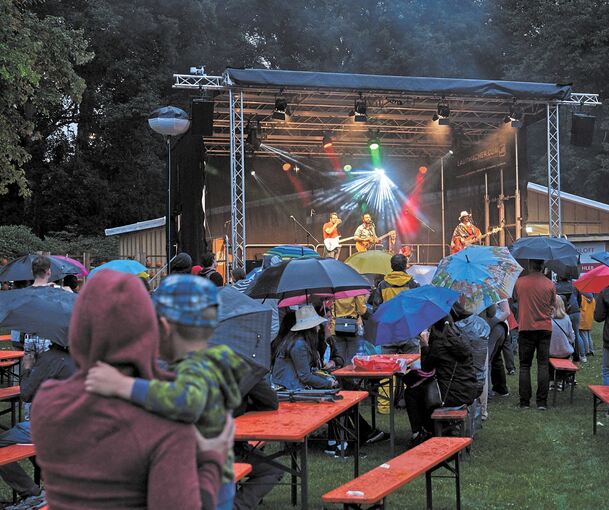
[432,246,523,314]
[345,250,392,275]
[263,245,320,260]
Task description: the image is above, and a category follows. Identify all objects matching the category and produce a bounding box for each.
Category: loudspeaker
[191,100,214,136]
[571,112,595,147]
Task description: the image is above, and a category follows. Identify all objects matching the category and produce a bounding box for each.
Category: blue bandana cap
[152,274,219,327]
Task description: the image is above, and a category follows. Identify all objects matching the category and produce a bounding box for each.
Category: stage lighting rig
[433,97,450,125]
[273,92,290,120]
[504,99,523,128]
[349,93,367,122]
[246,121,261,150]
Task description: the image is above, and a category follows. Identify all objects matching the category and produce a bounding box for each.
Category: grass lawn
[0,324,606,509]
[261,322,608,509]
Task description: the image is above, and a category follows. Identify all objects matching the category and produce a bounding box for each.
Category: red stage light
[419,166,428,174]
[282,162,292,172]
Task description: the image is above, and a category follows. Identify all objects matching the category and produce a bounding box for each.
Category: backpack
[454,315,490,398]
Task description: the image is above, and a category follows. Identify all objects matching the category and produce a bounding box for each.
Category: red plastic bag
[352,355,409,373]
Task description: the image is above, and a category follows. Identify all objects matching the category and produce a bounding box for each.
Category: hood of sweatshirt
[69,269,161,379]
[384,271,413,287]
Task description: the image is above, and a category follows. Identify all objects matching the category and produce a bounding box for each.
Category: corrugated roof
[105,217,166,237]
[527,182,609,213]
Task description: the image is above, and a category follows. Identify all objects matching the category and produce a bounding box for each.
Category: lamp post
[148,106,190,274]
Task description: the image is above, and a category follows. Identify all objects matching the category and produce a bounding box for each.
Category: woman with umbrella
[404,314,477,448]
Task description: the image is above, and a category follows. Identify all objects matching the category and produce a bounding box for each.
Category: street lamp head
[148,106,190,137]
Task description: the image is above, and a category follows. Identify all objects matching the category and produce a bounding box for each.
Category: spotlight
[343,164,352,172]
[322,133,333,149]
[294,165,300,173]
[246,122,261,150]
[432,113,439,122]
[433,97,450,125]
[272,94,290,121]
[374,167,385,176]
[349,93,367,122]
[448,149,454,155]
[419,166,428,174]
[250,170,256,176]
[282,162,292,172]
[506,99,524,128]
[368,129,381,150]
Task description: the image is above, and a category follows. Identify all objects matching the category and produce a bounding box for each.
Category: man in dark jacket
[594,285,609,387]
[0,342,76,509]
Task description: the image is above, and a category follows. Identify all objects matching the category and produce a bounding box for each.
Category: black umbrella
[0,255,80,282]
[209,286,273,369]
[246,257,371,300]
[508,236,579,262]
[0,286,78,347]
[544,257,581,279]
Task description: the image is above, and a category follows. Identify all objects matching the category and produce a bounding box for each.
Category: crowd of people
[0,249,608,509]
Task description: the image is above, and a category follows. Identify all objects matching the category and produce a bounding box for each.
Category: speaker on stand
[191,99,215,136]
[571,112,595,147]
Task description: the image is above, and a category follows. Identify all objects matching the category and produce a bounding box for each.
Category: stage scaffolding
[174,70,600,268]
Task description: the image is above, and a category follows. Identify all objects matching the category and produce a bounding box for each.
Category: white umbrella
[406,264,437,286]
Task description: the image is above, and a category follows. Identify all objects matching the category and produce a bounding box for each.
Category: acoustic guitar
[450,226,503,254]
[355,230,396,252]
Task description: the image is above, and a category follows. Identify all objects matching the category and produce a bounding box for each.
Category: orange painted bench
[234,462,253,482]
[322,437,472,510]
[549,358,579,406]
[0,385,21,427]
[431,408,469,440]
[0,335,12,342]
[589,385,609,435]
[0,444,39,484]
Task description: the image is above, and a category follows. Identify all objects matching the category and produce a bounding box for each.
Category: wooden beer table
[235,390,368,510]
[333,353,420,457]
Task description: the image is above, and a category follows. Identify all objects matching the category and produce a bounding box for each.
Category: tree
[0,0,91,197]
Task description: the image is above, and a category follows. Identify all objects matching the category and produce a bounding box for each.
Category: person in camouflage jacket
[86,274,249,510]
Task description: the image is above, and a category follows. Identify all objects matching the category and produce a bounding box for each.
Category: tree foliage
[1,0,608,237]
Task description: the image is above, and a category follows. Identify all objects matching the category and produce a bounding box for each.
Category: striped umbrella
[263,245,320,260]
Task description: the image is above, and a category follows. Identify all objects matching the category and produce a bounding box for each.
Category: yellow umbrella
[345,250,393,275]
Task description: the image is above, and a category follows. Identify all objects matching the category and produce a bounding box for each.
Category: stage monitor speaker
[571,112,595,147]
[191,100,214,136]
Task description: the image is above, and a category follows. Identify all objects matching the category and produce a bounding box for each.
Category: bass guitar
[324,235,356,252]
[355,230,396,252]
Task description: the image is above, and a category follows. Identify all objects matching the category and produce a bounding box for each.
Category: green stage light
[343,164,352,172]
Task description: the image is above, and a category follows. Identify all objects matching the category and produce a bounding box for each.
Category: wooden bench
[234,462,253,482]
[322,437,472,510]
[588,385,609,435]
[0,335,12,342]
[0,444,40,503]
[0,386,21,428]
[549,358,579,406]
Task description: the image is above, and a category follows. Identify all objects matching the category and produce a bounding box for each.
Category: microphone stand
[289,215,321,246]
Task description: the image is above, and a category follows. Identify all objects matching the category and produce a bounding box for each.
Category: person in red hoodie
[30,270,226,510]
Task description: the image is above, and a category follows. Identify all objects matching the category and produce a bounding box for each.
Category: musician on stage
[450,211,482,254]
[353,213,378,252]
[322,212,342,259]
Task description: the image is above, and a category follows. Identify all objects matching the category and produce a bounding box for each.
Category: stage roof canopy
[174,67,598,160]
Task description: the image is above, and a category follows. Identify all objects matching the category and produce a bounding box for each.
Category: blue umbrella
[373,285,460,345]
[509,236,579,262]
[0,255,79,282]
[89,259,147,278]
[592,251,609,268]
[0,286,77,347]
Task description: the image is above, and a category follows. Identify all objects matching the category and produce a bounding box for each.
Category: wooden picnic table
[333,353,421,457]
[0,351,24,361]
[235,390,368,510]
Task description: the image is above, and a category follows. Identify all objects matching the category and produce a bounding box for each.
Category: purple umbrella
[53,256,89,277]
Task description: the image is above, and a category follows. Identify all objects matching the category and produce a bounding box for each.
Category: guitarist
[451,211,482,254]
[353,213,378,252]
[323,212,342,259]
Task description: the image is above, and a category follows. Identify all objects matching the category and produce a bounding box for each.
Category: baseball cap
[152,274,219,327]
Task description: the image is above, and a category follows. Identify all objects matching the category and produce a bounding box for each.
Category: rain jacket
[421,324,477,407]
[130,345,249,483]
[373,271,419,308]
[31,270,221,510]
[454,315,490,398]
[594,287,609,350]
[580,293,596,331]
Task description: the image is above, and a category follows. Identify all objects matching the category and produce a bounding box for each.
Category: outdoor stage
[171,67,600,269]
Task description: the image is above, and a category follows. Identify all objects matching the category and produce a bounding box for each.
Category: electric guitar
[355,230,396,252]
[324,236,356,252]
[451,226,503,254]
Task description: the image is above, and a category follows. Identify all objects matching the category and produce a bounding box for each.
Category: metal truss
[546,104,562,237]
[173,74,225,89]
[229,90,246,269]
[561,93,601,106]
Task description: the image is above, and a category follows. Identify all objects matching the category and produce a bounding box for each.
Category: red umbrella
[575,264,609,293]
[53,256,89,277]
